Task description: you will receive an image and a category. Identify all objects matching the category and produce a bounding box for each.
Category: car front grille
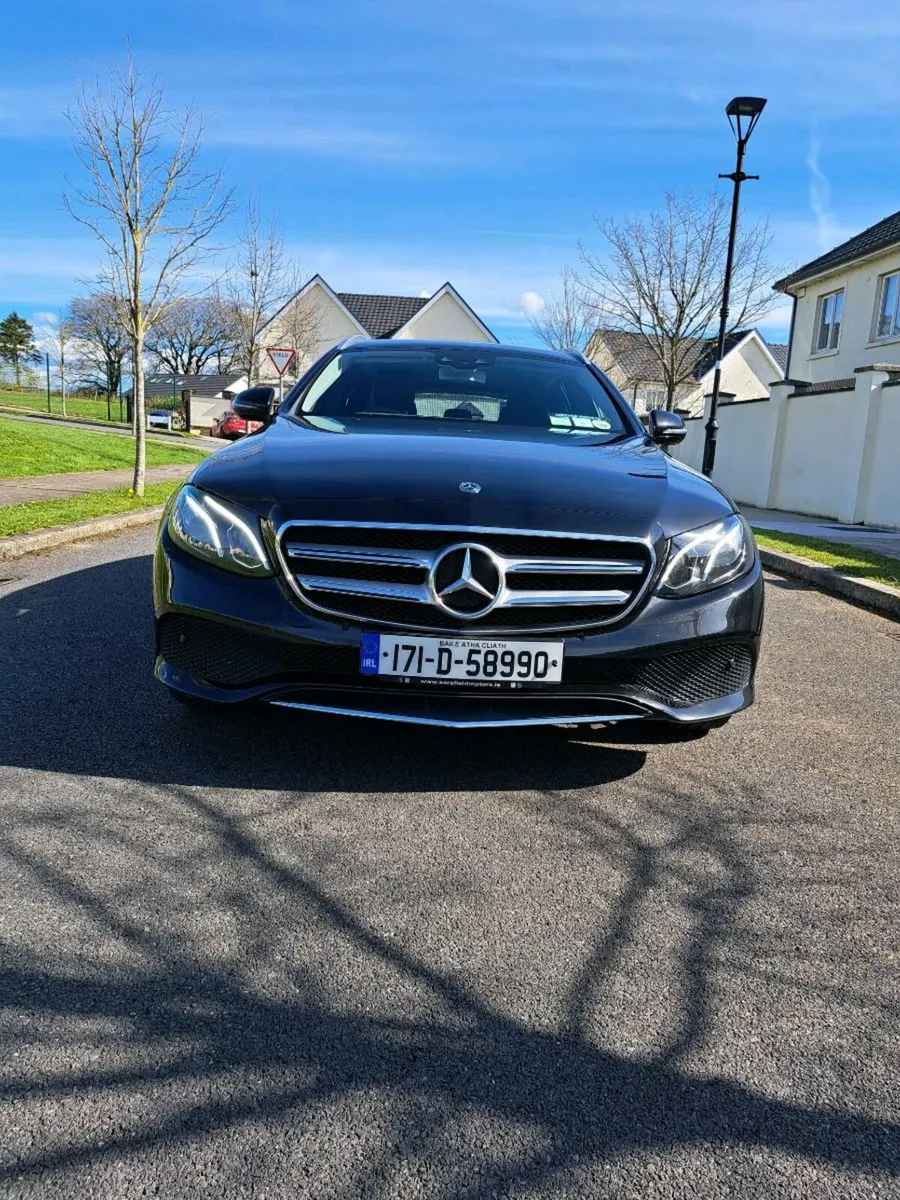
[277,521,654,634]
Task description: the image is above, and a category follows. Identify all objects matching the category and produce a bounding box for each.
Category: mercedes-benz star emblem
[458,481,481,494]
[429,543,504,618]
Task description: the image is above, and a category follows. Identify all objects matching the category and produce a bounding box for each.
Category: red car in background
[210,409,263,439]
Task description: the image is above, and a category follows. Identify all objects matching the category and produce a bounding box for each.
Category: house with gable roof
[258,276,497,382]
[586,327,786,417]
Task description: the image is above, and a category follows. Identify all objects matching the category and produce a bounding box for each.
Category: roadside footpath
[0,464,194,507]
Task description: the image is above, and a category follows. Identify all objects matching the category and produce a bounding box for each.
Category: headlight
[655,513,755,597]
[168,485,273,576]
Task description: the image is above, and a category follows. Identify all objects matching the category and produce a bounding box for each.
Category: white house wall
[673,400,781,507]
[791,245,900,384]
[191,398,228,429]
[858,383,900,526]
[684,337,780,418]
[396,292,493,342]
[672,379,900,528]
[772,389,870,519]
[259,283,362,380]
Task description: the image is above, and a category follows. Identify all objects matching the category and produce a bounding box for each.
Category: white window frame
[872,271,900,342]
[812,288,844,355]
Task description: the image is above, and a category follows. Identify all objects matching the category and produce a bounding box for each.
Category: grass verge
[0,482,178,538]
[753,528,900,590]
[0,390,127,423]
[0,416,205,478]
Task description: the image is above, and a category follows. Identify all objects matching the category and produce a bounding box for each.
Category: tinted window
[294,348,628,440]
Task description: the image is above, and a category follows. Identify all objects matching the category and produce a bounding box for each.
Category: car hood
[189,417,734,541]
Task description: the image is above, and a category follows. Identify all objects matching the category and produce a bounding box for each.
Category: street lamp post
[702,96,767,477]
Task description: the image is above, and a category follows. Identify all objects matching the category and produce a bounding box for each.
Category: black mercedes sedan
[153,338,763,732]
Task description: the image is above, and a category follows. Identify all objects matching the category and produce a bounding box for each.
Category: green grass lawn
[0,390,127,424]
[0,481,178,538]
[0,416,205,479]
[753,528,900,590]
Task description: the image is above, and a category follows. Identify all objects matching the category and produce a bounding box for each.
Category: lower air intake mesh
[158,614,358,686]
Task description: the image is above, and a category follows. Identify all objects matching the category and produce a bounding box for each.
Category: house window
[813,289,844,353]
[633,384,667,413]
[874,272,900,340]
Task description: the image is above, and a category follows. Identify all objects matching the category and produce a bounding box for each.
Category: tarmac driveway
[0,531,897,1198]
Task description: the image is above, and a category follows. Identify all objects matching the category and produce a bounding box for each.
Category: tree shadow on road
[1,554,898,1194]
[0,774,897,1194]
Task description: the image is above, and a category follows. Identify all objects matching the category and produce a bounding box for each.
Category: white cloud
[519,291,544,316]
[806,138,838,251]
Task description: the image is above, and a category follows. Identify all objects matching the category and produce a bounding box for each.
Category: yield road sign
[266,347,296,376]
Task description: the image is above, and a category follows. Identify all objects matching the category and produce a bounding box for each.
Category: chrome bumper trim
[267,700,646,729]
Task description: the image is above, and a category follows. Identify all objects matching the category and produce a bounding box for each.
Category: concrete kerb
[0,506,165,561]
[759,546,900,621]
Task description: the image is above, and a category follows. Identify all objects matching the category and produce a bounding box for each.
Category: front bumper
[154,530,764,728]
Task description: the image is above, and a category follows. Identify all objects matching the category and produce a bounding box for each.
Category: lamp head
[726,96,767,142]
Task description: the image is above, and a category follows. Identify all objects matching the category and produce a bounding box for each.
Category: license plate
[360,633,563,684]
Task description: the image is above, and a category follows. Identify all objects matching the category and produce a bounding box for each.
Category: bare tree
[225,201,302,386]
[276,288,322,381]
[529,267,595,352]
[145,292,236,376]
[69,292,129,409]
[64,54,231,493]
[38,311,76,417]
[580,190,778,411]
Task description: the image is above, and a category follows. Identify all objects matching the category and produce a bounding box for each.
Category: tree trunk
[60,355,67,418]
[14,356,21,389]
[132,334,146,496]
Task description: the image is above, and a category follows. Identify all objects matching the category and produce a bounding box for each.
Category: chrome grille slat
[504,589,631,607]
[296,576,430,603]
[286,543,432,568]
[503,558,644,575]
[277,521,655,634]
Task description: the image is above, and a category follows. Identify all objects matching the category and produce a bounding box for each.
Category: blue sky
[2,0,899,347]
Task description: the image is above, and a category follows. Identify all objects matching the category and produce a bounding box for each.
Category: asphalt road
[0,530,898,1198]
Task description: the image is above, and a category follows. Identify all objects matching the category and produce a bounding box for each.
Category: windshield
[292,348,630,440]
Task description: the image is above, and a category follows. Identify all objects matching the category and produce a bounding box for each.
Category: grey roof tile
[337,292,430,338]
[142,373,245,401]
[592,329,754,385]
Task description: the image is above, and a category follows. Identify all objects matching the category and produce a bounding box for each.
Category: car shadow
[0,554,647,791]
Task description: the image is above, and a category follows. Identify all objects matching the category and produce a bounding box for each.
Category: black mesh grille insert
[158,614,358,686]
[564,643,754,707]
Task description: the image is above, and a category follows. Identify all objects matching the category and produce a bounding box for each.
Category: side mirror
[648,409,686,446]
[233,386,277,424]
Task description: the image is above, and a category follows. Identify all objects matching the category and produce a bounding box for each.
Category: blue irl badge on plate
[359,632,381,675]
